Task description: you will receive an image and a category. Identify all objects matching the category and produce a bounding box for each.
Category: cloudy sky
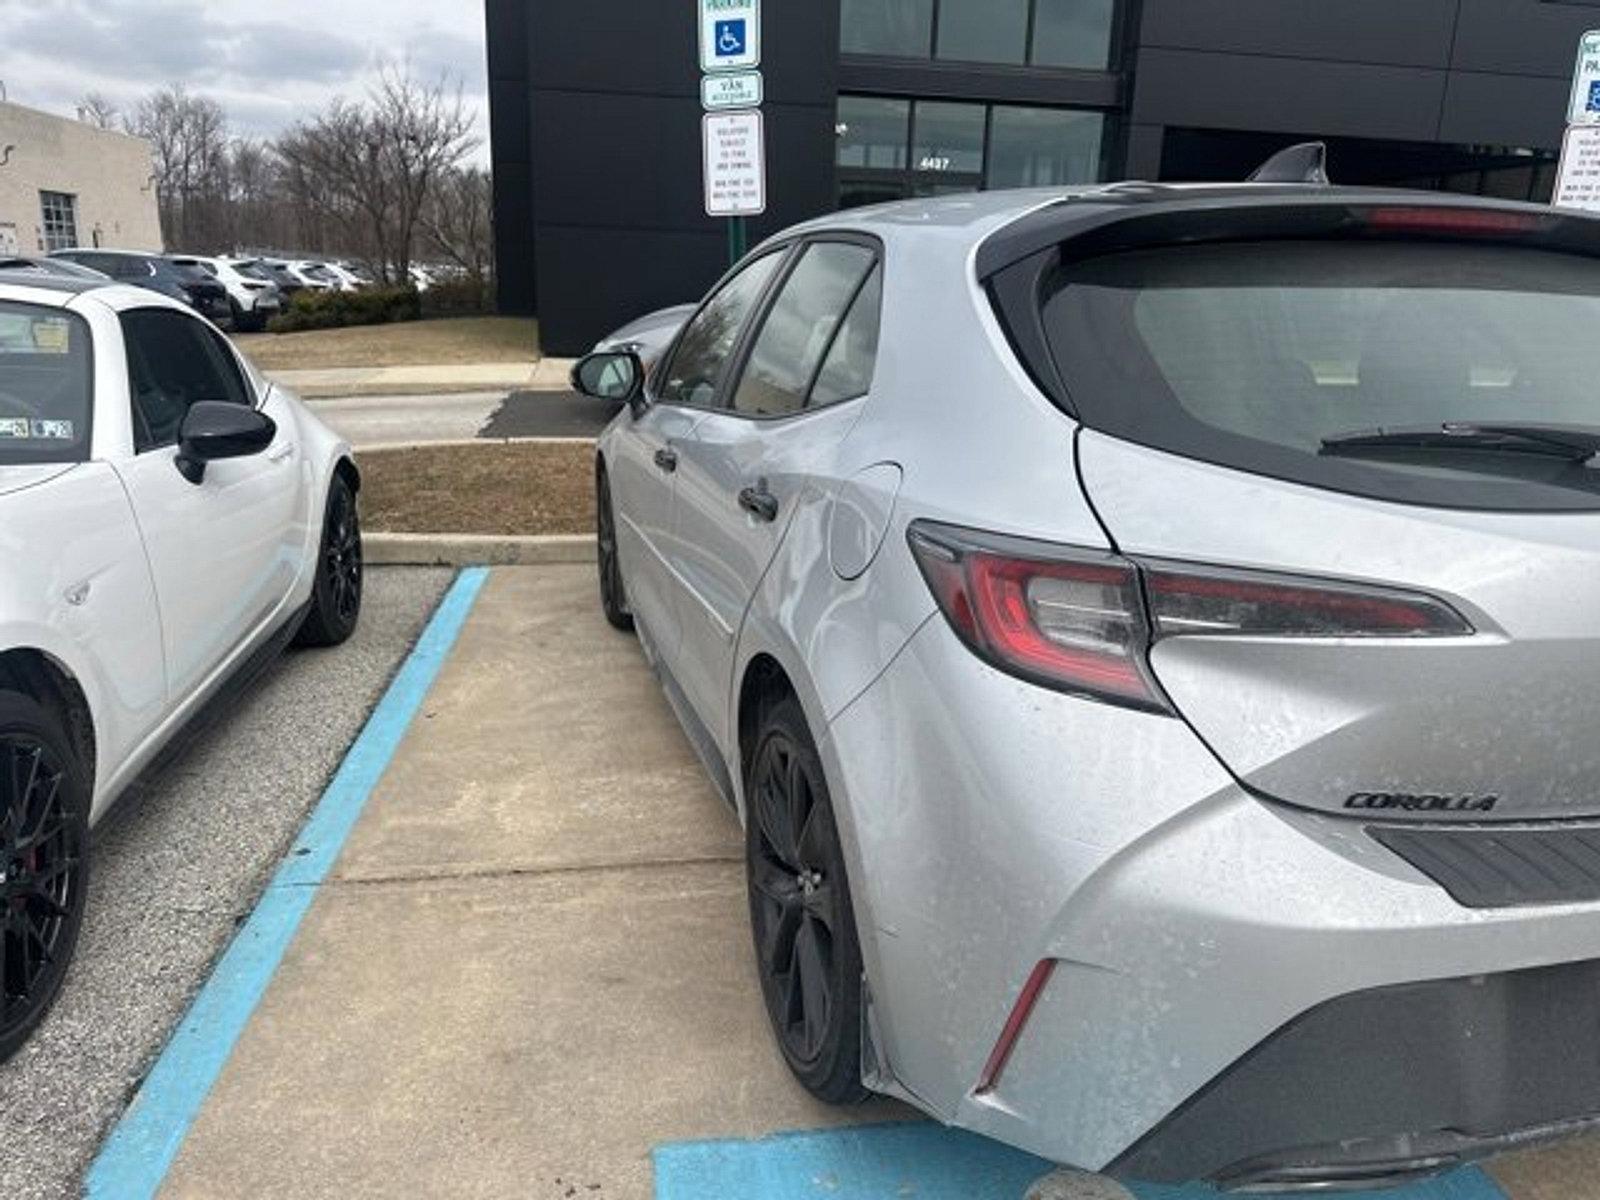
[0,0,489,157]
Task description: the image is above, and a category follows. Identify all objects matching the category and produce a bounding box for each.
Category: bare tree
[131,87,231,250]
[422,167,493,287]
[276,66,478,284]
[77,93,121,130]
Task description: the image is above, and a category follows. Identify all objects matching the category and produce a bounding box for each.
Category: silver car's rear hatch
[1081,430,1600,822]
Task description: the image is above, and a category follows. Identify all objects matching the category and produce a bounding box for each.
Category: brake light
[907,523,1169,713]
[1144,564,1472,639]
[1360,206,1549,237]
[908,522,1474,712]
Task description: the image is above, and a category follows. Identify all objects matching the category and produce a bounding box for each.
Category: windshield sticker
[31,419,75,440]
[0,418,30,440]
[29,319,71,354]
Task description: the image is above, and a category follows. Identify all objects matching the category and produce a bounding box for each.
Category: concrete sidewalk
[271,359,578,399]
[157,567,905,1199]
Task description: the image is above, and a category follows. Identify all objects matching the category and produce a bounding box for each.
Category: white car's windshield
[0,300,93,466]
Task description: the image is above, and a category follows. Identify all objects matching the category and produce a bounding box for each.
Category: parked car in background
[169,256,283,333]
[0,269,363,1062]
[574,152,1600,1191]
[253,259,306,298]
[0,256,110,283]
[49,250,229,323]
[408,264,436,293]
[285,261,338,293]
[319,262,370,292]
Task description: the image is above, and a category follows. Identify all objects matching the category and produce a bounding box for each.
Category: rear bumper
[1113,958,1600,1188]
[824,615,1600,1182]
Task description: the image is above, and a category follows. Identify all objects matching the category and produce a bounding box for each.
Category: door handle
[738,484,780,523]
[268,444,295,464]
[654,448,678,473]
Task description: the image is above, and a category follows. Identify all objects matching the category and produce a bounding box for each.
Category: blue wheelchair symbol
[1589,80,1600,113]
[715,19,747,58]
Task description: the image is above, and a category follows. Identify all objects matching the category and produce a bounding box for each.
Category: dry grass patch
[360,442,594,536]
[235,317,540,371]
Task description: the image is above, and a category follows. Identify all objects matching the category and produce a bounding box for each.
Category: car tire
[597,464,634,632]
[294,473,363,649]
[745,695,869,1105]
[0,690,90,1065]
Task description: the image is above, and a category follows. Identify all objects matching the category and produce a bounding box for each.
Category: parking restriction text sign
[702,71,764,111]
[703,110,767,216]
[1555,125,1600,213]
[700,0,760,73]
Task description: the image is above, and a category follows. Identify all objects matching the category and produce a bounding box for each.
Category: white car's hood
[0,464,77,498]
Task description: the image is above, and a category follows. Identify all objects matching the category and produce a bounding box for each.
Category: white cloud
[0,0,489,160]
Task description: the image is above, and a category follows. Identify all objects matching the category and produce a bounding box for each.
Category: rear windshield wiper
[1321,423,1600,463]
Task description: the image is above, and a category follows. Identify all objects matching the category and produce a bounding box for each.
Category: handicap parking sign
[1590,79,1600,113]
[715,19,747,58]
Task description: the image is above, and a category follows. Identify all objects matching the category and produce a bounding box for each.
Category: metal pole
[727,216,748,266]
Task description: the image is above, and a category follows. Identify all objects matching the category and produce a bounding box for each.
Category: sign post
[699,0,764,264]
[1554,31,1600,212]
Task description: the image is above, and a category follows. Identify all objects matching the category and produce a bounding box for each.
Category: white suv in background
[172,256,283,333]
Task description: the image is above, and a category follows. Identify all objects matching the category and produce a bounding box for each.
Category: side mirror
[175,401,277,485]
[571,351,645,410]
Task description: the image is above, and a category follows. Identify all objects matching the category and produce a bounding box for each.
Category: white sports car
[0,270,362,1059]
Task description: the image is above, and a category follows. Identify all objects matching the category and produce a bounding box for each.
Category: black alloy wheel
[597,465,633,632]
[0,693,89,1063]
[296,474,363,648]
[746,697,867,1102]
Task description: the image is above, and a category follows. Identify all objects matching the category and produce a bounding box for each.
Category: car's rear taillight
[907,523,1169,714]
[1143,563,1472,640]
[908,522,1473,713]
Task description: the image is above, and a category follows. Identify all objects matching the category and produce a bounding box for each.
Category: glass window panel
[837,97,911,170]
[39,192,78,253]
[912,101,985,176]
[734,243,877,418]
[987,106,1105,188]
[659,253,783,408]
[840,0,933,57]
[935,0,1028,64]
[812,267,884,408]
[1030,0,1116,70]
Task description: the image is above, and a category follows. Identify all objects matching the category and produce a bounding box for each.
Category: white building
[0,100,163,257]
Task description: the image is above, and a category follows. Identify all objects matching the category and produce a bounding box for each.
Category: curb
[366,533,597,567]
[357,437,596,454]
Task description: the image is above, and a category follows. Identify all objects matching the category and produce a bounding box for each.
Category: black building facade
[489,0,1600,355]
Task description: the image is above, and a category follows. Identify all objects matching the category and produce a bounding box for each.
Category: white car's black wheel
[597,464,634,632]
[0,691,89,1064]
[746,696,868,1104]
[295,474,363,648]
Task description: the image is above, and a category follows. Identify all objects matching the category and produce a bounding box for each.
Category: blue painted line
[654,1123,1509,1200]
[84,567,490,1200]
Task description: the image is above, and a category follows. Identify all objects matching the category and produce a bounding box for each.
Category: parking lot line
[653,1124,1509,1200]
[81,567,490,1200]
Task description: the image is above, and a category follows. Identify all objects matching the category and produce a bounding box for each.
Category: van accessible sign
[703,110,767,216]
[700,0,760,74]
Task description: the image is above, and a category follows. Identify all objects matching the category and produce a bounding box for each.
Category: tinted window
[811,266,883,408]
[987,107,1104,188]
[837,97,911,170]
[122,309,252,451]
[733,244,877,418]
[659,253,783,408]
[1040,240,1600,512]
[1030,0,1115,68]
[911,101,985,175]
[0,302,93,465]
[936,0,1028,63]
[840,0,933,55]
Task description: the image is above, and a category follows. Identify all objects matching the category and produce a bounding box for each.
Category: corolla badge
[1345,792,1499,814]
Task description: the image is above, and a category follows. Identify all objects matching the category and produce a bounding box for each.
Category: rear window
[0,301,92,465]
[1042,240,1600,511]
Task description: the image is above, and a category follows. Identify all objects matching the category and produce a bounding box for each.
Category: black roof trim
[975,186,1597,280]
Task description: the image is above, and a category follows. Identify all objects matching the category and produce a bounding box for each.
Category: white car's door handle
[267,444,296,464]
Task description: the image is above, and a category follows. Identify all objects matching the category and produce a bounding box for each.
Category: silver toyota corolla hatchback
[573,158,1600,1191]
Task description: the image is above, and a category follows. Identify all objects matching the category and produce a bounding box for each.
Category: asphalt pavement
[0,567,452,1200]
[307,390,622,449]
